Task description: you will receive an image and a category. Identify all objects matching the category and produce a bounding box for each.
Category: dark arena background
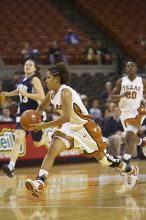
[0,0,146,219]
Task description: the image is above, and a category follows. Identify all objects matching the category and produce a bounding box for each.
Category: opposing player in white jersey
[112,61,146,159]
[25,63,139,197]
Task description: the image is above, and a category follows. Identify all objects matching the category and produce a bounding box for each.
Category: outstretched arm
[1,89,18,97]
[37,91,52,113]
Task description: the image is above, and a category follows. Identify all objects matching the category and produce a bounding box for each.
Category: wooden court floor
[0,160,146,220]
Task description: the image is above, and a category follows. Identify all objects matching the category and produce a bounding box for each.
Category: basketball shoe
[25,178,44,198]
[117,165,139,193]
[3,164,14,178]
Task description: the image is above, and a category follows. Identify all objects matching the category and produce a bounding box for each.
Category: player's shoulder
[116,77,123,85]
[31,75,41,82]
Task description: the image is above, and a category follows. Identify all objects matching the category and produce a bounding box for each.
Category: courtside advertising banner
[0,122,83,161]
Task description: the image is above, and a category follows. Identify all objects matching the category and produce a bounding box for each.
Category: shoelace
[127,175,131,185]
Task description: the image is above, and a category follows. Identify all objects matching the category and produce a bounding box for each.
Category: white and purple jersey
[16,74,39,121]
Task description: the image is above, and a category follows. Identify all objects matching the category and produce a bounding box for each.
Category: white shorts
[120,110,146,133]
[53,121,106,154]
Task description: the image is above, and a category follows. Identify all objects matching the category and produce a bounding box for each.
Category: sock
[8,161,15,171]
[123,153,131,160]
[39,169,48,177]
[121,162,133,174]
[36,169,48,182]
[137,138,143,146]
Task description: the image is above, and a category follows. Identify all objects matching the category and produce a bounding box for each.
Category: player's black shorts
[16,122,43,142]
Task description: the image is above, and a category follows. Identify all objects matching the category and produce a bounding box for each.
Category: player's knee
[99,154,121,168]
[33,141,41,147]
[15,136,23,145]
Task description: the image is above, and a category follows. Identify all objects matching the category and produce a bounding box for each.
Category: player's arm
[111,78,126,101]
[143,79,146,99]
[19,77,45,102]
[30,88,72,130]
[1,89,18,97]
[142,79,146,106]
[45,88,72,127]
[37,91,52,113]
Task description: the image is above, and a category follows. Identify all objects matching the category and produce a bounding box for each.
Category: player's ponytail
[34,64,41,79]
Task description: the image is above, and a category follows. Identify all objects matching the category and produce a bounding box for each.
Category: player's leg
[82,120,139,192]
[3,129,26,177]
[123,124,146,161]
[84,148,139,192]
[32,130,52,149]
[25,137,67,197]
[122,114,146,158]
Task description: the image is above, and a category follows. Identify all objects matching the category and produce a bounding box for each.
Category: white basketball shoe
[116,165,139,193]
[25,178,44,198]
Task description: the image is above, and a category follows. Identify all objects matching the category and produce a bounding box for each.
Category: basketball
[20,110,42,131]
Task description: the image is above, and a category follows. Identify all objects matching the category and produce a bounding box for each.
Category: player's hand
[1,92,9,96]
[137,106,146,114]
[122,91,131,98]
[19,88,27,96]
[29,122,46,131]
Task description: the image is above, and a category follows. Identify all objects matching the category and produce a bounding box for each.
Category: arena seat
[75,0,146,67]
[0,0,89,64]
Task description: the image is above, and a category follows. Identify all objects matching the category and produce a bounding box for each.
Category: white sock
[138,138,142,146]
[39,169,48,177]
[8,161,15,171]
[123,153,131,160]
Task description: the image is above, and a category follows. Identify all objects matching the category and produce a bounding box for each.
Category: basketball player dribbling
[25,63,139,198]
[1,59,50,178]
[112,61,146,160]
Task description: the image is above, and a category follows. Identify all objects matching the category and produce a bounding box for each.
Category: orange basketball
[20,110,41,131]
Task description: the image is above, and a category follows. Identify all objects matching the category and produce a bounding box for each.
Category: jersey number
[18,84,28,103]
[20,95,28,103]
[126,91,137,99]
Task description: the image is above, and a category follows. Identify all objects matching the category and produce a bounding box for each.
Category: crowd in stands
[84,40,112,65]
[9,28,112,66]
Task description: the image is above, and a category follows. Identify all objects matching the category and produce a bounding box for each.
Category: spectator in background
[21,42,39,64]
[21,42,33,63]
[65,28,79,45]
[2,72,22,103]
[104,52,112,65]
[95,41,112,64]
[1,94,18,121]
[103,106,124,156]
[99,81,113,104]
[2,72,20,92]
[89,98,102,122]
[32,48,40,64]
[137,34,146,47]
[0,107,13,122]
[48,41,67,65]
[84,41,96,64]
[104,102,116,120]
[80,94,89,111]
[10,72,21,91]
